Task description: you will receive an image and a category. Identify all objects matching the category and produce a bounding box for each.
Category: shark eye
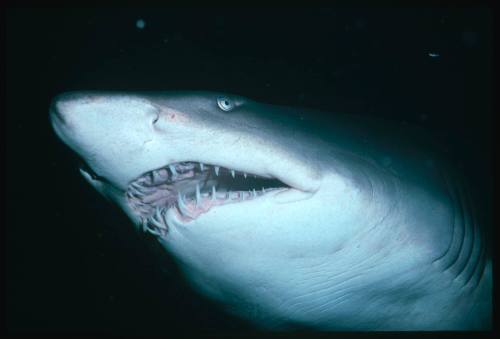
[217,97,234,112]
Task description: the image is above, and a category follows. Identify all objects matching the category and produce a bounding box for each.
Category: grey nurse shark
[50,91,491,331]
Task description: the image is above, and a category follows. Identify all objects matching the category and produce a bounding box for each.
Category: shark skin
[50,91,491,331]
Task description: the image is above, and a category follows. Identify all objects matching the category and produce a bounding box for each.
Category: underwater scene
[6,6,492,335]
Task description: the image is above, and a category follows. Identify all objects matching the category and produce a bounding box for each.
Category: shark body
[50,91,491,331]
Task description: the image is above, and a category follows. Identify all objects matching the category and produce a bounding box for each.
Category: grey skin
[50,91,491,331]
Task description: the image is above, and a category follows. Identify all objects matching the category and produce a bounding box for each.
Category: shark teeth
[126,161,289,234]
[195,183,201,206]
[168,164,177,176]
[141,207,168,236]
[177,192,195,218]
[150,207,167,230]
[140,162,262,187]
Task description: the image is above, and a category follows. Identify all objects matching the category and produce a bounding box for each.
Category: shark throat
[126,161,289,235]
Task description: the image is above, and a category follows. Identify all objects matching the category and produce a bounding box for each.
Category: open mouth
[126,162,290,237]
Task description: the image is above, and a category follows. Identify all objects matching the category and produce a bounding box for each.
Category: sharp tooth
[262,187,266,194]
[231,170,235,178]
[150,208,167,229]
[152,171,161,182]
[137,177,148,183]
[155,206,163,219]
[129,187,145,196]
[244,172,247,179]
[169,165,177,176]
[200,163,204,171]
[253,189,257,197]
[145,225,162,236]
[211,186,216,202]
[150,218,165,229]
[177,192,189,215]
[131,182,144,189]
[196,183,201,206]
[215,166,220,176]
[160,208,169,228]
[129,192,142,200]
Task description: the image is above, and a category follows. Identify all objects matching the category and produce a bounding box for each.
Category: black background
[5,6,493,335]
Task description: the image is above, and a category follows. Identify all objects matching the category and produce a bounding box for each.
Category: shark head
[49,91,372,249]
[50,91,491,330]
[49,90,383,322]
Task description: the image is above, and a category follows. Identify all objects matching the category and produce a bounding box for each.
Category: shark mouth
[126,162,290,237]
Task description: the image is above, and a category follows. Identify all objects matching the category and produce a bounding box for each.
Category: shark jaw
[110,161,293,237]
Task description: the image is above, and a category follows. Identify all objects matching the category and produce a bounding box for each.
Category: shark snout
[49,91,120,156]
[49,92,87,131]
[49,92,84,142]
[49,93,69,125]
[50,91,100,125]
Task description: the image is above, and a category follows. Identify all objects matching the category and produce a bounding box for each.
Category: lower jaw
[175,187,291,222]
[135,187,289,236]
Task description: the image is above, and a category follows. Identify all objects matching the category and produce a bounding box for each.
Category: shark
[49,91,491,331]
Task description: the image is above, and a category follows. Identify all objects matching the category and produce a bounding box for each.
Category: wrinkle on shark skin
[50,91,491,331]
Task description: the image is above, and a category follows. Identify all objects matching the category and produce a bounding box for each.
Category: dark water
[5,7,492,335]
